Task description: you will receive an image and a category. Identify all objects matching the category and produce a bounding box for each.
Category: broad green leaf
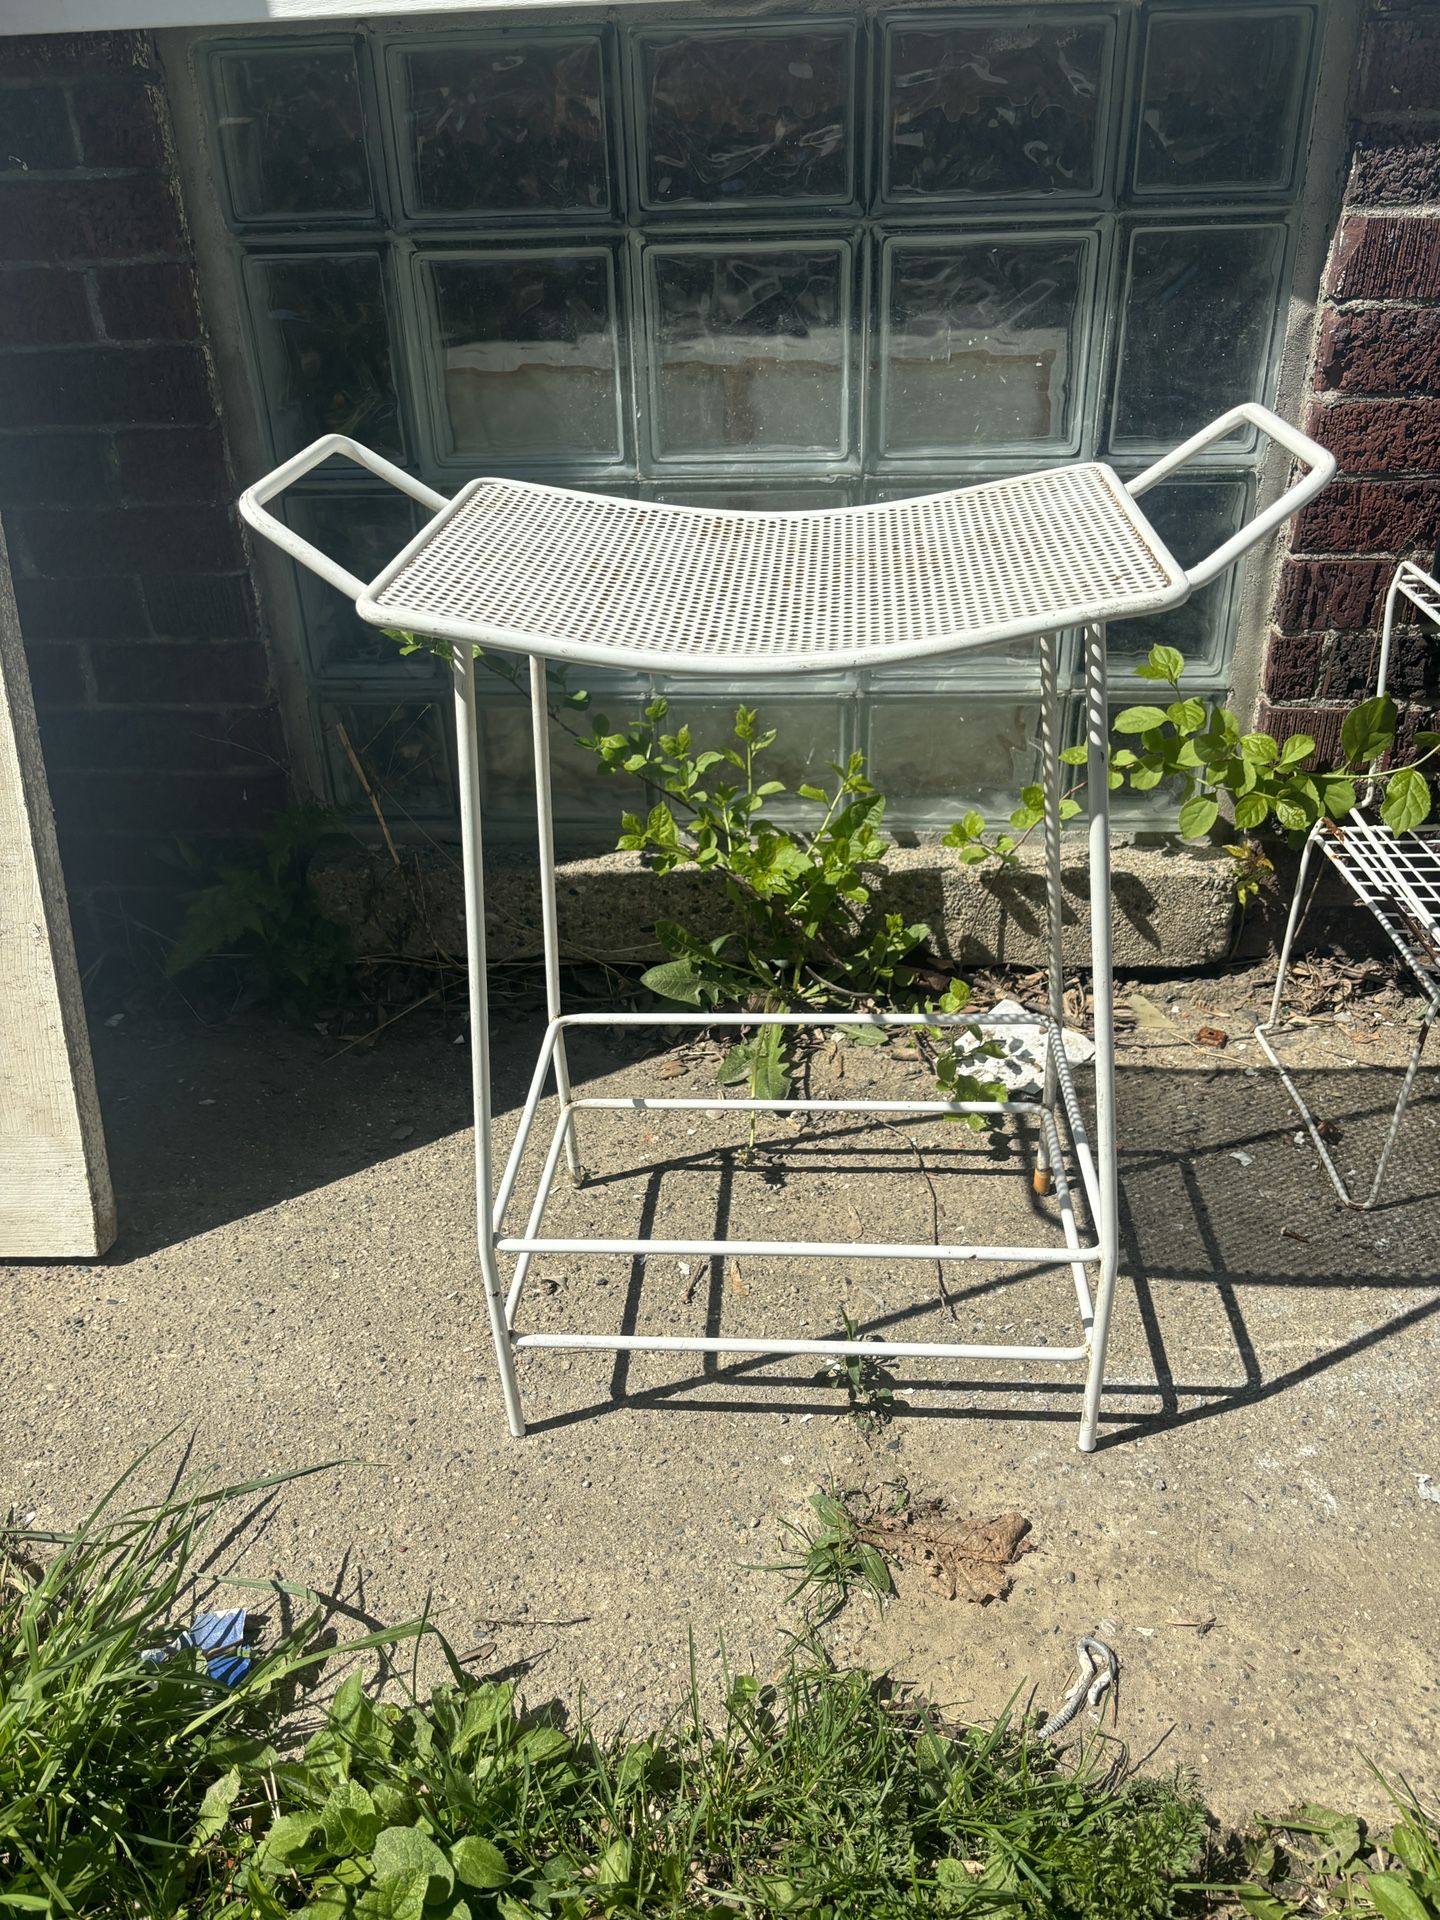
[1381,766,1432,835]
[1340,693,1396,766]
[353,1869,430,1920]
[1274,797,1309,832]
[1059,743,1089,765]
[323,1780,380,1858]
[1234,793,1271,830]
[797,784,828,803]
[452,1837,511,1891]
[1167,698,1206,732]
[847,1023,889,1046]
[1322,776,1358,819]
[1145,643,1185,684]
[596,1839,633,1890]
[1177,794,1219,839]
[716,1044,754,1086]
[1274,732,1316,771]
[1366,1874,1433,1920]
[371,1828,453,1904]
[1240,732,1279,766]
[748,1027,792,1102]
[640,959,704,1006]
[1113,705,1170,734]
[255,1812,325,1871]
[192,1767,241,1848]
[1236,1891,1300,1920]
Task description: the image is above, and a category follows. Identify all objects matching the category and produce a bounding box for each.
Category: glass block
[1109,224,1287,452]
[1108,477,1248,677]
[634,22,856,208]
[865,694,1040,825]
[390,34,612,218]
[1134,7,1315,198]
[245,253,404,461]
[647,690,850,799]
[419,251,623,465]
[883,12,1115,203]
[209,43,375,224]
[322,698,453,819]
[477,687,643,831]
[880,233,1094,458]
[284,491,431,680]
[640,481,855,511]
[644,243,852,464]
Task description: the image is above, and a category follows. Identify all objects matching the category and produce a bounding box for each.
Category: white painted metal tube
[1078,623,1119,1454]
[1046,1038,1102,1226]
[496,1231,1101,1264]
[1037,628,1066,1176]
[551,1009,1046,1029]
[1042,1107,1094,1332]
[238,433,448,597]
[529,656,581,1178]
[490,1018,564,1235]
[511,1331,1088,1362]
[566,1095,1036,1116]
[1125,403,1334,589]
[503,1107,573,1322]
[454,647,526,1438]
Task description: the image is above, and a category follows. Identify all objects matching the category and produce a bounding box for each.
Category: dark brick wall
[0,30,283,958]
[1261,0,1440,755]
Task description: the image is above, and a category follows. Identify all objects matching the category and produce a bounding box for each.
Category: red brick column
[1261,0,1440,763]
[0,32,283,958]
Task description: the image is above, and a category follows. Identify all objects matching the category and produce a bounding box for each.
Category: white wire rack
[1256,560,1440,1210]
[240,401,1333,1450]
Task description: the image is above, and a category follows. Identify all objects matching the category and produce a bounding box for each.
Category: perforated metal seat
[354,464,1188,675]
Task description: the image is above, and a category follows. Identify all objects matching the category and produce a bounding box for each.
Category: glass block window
[203,4,1321,842]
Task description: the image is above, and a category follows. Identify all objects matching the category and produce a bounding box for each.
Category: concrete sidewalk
[3,986,1437,1825]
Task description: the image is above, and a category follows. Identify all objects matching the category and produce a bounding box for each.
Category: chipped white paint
[0,516,115,1258]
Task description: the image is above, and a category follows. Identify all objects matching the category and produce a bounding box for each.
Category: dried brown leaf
[860,1507,1032,1604]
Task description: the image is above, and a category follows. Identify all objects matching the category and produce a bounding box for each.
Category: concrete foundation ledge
[309,838,1241,974]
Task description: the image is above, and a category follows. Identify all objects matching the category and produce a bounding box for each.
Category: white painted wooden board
[1,0,661,32]
[0,515,116,1259]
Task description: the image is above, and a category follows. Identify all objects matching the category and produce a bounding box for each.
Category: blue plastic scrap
[141,1606,251,1686]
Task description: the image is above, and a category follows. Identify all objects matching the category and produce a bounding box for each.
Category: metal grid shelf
[239,401,1333,1449]
[1257,560,1440,1211]
[1321,812,1440,997]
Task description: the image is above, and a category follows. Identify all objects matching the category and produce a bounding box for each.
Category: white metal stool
[1256,560,1440,1211]
[240,401,1332,1450]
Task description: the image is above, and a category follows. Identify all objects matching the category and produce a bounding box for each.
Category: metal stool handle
[237,433,448,600]
[1125,402,1335,590]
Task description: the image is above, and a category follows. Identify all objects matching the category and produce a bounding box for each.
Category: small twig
[334,721,401,868]
[325,990,438,1061]
[877,1116,955,1320]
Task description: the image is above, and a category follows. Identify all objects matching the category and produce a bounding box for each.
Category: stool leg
[530,658,584,1183]
[1361,1007,1435,1210]
[1035,629,1066,1195]
[456,646,526,1438]
[1078,623,1118,1454]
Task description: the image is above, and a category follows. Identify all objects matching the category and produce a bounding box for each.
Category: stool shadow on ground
[518,1064,1440,1446]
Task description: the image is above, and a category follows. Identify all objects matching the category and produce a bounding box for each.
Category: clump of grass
[220,1645,1208,1919]
[765,1484,899,1624]
[1218,1774,1440,1918]
[9,1450,1433,1920]
[814,1312,901,1435]
[0,1445,418,1917]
